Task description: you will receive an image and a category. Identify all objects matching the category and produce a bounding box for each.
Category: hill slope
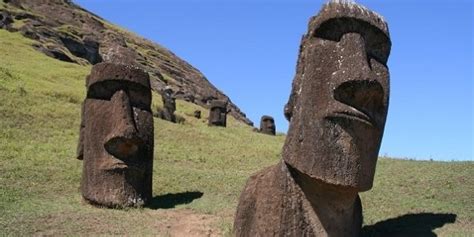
[0,0,253,125]
[1,29,473,236]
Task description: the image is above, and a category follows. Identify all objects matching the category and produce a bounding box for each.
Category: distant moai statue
[77,63,154,208]
[259,115,276,135]
[208,100,228,127]
[234,1,391,236]
[158,86,177,123]
[194,110,201,119]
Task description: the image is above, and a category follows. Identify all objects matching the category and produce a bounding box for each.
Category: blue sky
[74,0,473,161]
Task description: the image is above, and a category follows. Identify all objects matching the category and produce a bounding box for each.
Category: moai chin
[208,100,228,127]
[160,86,177,123]
[234,1,391,236]
[77,63,154,208]
[259,115,276,136]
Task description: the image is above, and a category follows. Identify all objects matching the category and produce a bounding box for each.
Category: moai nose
[339,33,371,76]
[332,33,385,128]
[104,90,143,159]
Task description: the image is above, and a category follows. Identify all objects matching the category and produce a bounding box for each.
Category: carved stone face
[163,88,176,112]
[282,3,391,191]
[260,115,276,135]
[208,100,227,127]
[78,63,153,207]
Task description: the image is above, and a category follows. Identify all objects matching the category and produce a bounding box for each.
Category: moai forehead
[309,1,389,38]
[210,100,227,110]
[87,62,151,90]
[261,115,274,123]
[282,1,391,191]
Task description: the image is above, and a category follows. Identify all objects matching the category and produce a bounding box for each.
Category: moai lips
[234,1,391,236]
[259,115,276,136]
[77,63,154,208]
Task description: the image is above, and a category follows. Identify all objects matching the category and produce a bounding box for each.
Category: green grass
[0,29,473,236]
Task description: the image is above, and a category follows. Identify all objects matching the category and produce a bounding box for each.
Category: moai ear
[76,101,85,160]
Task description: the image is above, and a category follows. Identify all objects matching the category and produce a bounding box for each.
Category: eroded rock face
[234,1,391,236]
[77,63,154,208]
[259,115,276,136]
[0,11,13,29]
[208,100,228,127]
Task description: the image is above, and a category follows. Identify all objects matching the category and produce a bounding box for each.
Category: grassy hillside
[1,29,473,236]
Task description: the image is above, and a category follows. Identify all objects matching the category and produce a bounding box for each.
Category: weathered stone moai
[158,86,177,123]
[259,115,276,135]
[208,100,228,127]
[234,1,391,236]
[77,62,154,208]
[194,110,201,119]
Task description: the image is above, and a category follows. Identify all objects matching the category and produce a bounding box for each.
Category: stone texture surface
[234,162,363,236]
[1,0,253,125]
[77,63,154,208]
[234,1,391,236]
[259,115,276,136]
[208,100,228,127]
[0,10,13,30]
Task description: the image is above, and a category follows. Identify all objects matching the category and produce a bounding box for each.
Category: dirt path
[154,209,222,237]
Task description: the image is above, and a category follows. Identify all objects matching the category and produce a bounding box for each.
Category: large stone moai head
[259,115,276,135]
[77,63,154,208]
[208,100,228,127]
[283,1,391,191]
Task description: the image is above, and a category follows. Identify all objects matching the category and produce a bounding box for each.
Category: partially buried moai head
[77,63,154,208]
[282,2,391,191]
[163,87,176,112]
[208,100,228,127]
[259,115,276,136]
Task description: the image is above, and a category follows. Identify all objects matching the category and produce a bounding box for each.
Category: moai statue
[77,63,154,208]
[194,110,202,119]
[259,115,276,136]
[208,100,228,127]
[234,1,391,236]
[160,86,177,123]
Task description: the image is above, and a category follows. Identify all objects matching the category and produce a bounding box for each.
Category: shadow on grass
[147,191,203,210]
[362,212,457,237]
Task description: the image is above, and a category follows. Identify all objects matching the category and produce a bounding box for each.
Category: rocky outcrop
[0,0,253,125]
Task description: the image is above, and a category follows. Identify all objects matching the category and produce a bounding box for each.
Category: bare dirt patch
[29,208,222,236]
[154,209,222,237]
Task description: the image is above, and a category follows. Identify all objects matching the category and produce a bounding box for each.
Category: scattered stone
[208,100,228,127]
[259,115,276,136]
[77,62,154,208]
[194,110,201,119]
[234,1,391,236]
